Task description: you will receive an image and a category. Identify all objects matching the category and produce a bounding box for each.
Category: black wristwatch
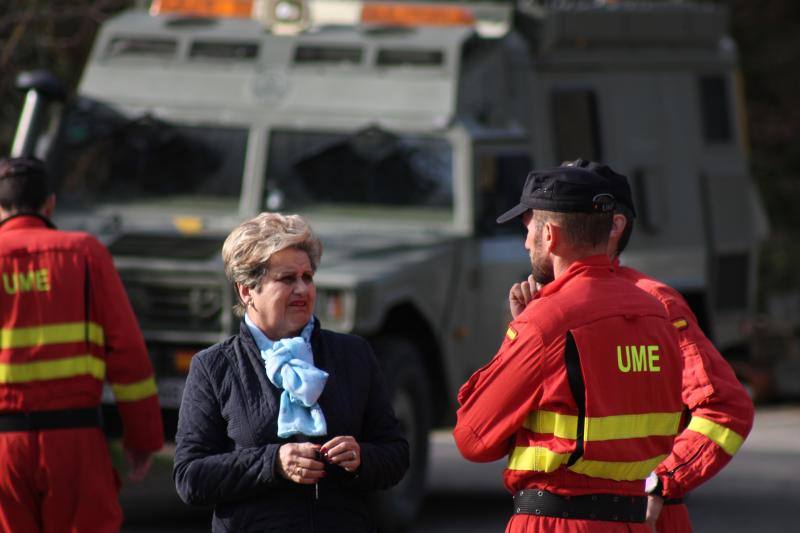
[645,472,664,498]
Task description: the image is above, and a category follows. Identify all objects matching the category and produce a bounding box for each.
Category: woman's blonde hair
[222,212,322,316]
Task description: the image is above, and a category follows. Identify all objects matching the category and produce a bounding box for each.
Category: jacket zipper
[665,441,707,478]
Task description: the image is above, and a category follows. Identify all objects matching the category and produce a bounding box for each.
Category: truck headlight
[316,289,354,332]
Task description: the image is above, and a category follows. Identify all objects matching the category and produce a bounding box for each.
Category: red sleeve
[453,320,545,463]
[88,238,164,453]
[651,287,754,498]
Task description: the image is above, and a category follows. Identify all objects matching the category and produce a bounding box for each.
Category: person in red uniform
[0,157,164,532]
[509,160,755,532]
[597,160,753,532]
[454,164,684,532]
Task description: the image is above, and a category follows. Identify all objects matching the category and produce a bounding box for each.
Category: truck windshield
[265,127,452,221]
[50,101,246,213]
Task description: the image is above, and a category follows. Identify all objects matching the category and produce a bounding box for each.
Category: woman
[174,213,409,532]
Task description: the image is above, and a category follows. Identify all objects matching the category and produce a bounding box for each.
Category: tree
[0,1,134,154]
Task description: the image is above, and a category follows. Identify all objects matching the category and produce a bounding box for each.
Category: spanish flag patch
[672,318,688,330]
[506,326,518,341]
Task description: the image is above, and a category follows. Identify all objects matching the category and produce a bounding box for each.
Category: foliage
[0,1,135,154]
[718,1,800,294]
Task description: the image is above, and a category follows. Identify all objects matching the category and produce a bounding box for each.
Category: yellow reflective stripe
[568,454,667,481]
[0,322,105,349]
[585,412,682,441]
[524,410,682,441]
[672,319,688,330]
[524,410,578,439]
[111,377,158,402]
[508,444,666,481]
[0,355,105,383]
[508,446,571,472]
[687,416,745,456]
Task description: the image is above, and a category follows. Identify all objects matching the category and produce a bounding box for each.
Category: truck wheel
[371,336,432,532]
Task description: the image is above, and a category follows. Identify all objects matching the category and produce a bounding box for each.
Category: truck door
[470,142,532,368]
[544,74,709,312]
[696,73,768,349]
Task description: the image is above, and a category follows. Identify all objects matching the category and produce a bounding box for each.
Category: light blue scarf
[245,314,328,438]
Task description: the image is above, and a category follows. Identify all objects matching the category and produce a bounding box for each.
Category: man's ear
[610,213,627,240]
[543,221,558,253]
[40,194,56,218]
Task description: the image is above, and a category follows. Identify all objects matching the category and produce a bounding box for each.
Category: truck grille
[123,279,227,335]
[109,234,224,260]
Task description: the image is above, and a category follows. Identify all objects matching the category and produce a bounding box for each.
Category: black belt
[664,498,684,505]
[513,489,646,523]
[0,408,102,432]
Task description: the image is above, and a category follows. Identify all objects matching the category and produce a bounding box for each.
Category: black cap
[496,163,620,224]
[561,159,636,218]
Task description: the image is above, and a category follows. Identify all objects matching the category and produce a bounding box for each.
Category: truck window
[106,37,177,59]
[551,88,603,163]
[189,41,259,61]
[264,127,453,220]
[698,75,732,143]
[477,153,531,235]
[51,101,246,212]
[714,252,749,310]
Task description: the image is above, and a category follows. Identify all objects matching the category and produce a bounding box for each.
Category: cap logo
[592,193,615,213]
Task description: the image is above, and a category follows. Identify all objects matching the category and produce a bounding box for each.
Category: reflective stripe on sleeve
[110,377,158,402]
[568,454,667,481]
[508,446,571,473]
[524,410,578,439]
[687,416,745,456]
[0,354,105,383]
[525,410,682,441]
[0,322,105,349]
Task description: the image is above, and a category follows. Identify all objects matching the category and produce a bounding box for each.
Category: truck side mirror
[11,70,67,158]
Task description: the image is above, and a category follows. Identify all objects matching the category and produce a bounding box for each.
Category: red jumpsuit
[0,215,164,532]
[455,255,684,532]
[617,264,755,532]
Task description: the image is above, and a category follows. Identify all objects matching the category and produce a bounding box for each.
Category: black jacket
[173,320,409,532]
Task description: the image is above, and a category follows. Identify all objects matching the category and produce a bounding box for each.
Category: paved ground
[121,405,800,532]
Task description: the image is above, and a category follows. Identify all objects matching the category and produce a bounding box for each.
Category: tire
[370,336,432,533]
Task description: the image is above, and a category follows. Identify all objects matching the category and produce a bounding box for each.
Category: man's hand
[509,275,537,319]
[645,494,664,532]
[125,448,154,483]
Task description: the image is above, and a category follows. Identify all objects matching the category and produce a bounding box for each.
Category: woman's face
[239,247,316,340]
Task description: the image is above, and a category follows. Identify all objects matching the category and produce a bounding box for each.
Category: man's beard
[531,231,555,285]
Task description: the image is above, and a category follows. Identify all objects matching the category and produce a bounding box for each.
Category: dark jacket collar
[0,212,56,232]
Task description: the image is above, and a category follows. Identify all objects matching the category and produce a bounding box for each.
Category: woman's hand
[277,443,326,484]
[321,436,361,473]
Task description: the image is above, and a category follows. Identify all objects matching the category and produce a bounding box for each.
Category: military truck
[11,0,766,527]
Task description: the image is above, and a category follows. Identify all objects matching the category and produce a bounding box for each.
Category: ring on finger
[351,450,357,460]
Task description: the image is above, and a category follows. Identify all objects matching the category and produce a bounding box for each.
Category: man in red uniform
[509,160,755,532]
[598,160,753,532]
[0,157,164,532]
[455,164,684,532]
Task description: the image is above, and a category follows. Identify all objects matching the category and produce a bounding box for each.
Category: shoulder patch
[506,326,518,341]
[672,318,688,330]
